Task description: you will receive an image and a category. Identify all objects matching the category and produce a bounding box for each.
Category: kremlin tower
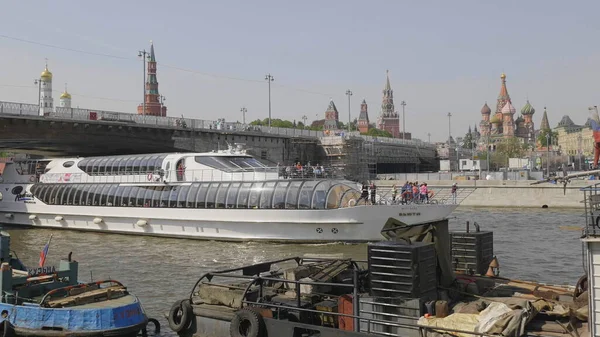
[137,41,167,117]
[323,100,340,130]
[358,99,370,133]
[39,62,53,116]
[377,71,400,138]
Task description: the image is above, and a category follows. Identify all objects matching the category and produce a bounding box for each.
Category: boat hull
[0,299,147,337]
[0,204,456,242]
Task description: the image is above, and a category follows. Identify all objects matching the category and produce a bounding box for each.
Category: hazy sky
[1,0,599,142]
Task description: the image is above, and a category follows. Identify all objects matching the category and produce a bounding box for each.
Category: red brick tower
[358,99,370,133]
[137,41,167,116]
[377,70,400,137]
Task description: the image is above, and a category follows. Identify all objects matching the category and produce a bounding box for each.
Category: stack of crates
[365,241,438,337]
[368,241,437,298]
[450,230,493,275]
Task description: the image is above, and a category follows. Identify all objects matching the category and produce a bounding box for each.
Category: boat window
[48,185,61,205]
[226,183,240,209]
[104,157,116,175]
[118,158,127,175]
[55,185,66,205]
[177,185,190,208]
[151,186,164,207]
[106,185,118,206]
[285,181,303,209]
[34,185,47,202]
[165,186,180,207]
[194,183,209,208]
[205,183,219,208]
[98,185,111,206]
[96,158,108,175]
[62,161,75,168]
[298,181,318,209]
[248,182,264,209]
[151,156,163,173]
[259,182,275,209]
[194,156,271,172]
[272,181,289,209]
[236,183,252,208]
[71,184,82,205]
[157,186,169,207]
[142,186,154,207]
[113,185,124,206]
[140,157,150,173]
[63,185,75,205]
[184,184,196,207]
[215,183,230,209]
[118,186,131,206]
[134,187,145,206]
[313,181,334,210]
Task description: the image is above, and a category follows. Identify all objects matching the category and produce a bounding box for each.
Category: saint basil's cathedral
[478,73,543,145]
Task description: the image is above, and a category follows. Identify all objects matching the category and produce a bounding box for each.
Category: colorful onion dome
[521,100,535,115]
[501,102,516,115]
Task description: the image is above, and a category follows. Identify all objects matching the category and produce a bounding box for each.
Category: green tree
[537,129,558,147]
[365,128,393,138]
[490,137,526,168]
[462,128,476,149]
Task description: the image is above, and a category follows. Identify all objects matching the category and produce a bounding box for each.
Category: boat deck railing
[32,166,344,184]
[581,182,600,237]
[188,256,499,337]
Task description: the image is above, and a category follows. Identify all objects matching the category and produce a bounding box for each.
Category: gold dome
[40,67,53,80]
[500,73,506,79]
[60,91,71,99]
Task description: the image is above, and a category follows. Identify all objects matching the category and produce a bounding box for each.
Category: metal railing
[30,166,343,184]
[582,183,600,237]
[0,100,434,148]
[187,256,498,337]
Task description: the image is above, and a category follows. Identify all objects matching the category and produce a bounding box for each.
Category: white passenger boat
[0,147,458,242]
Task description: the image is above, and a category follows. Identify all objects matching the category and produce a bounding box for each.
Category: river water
[6,207,585,336]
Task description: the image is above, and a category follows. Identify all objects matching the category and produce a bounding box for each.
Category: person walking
[391,184,398,203]
[370,182,377,204]
[451,183,458,204]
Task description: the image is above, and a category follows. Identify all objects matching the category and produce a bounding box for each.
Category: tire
[229,308,265,337]
[168,299,192,333]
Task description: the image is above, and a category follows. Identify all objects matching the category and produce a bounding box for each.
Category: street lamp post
[265,74,274,128]
[345,89,353,133]
[447,112,452,141]
[33,78,41,115]
[240,107,247,125]
[138,48,149,116]
[427,133,431,143]
[456,146,460,172]
[578,133,583,171]
[301,115,307,129]
[546,133,551,177]
[401,101,406,140]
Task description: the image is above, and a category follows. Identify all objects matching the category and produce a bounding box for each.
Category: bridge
[0,101,438,178]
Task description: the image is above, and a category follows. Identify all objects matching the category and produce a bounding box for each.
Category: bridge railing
[0,100,435,148]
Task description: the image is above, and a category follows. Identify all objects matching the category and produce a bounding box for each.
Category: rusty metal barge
[166,214,592,337]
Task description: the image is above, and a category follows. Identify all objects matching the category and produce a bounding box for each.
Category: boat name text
[399,212,421,216]
[28,266,56,276]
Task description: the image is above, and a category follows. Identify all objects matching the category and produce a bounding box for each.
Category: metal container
[450,231,493,275]
[367,241,437,298]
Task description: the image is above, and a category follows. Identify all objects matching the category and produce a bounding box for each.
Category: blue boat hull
[0,297,147,337]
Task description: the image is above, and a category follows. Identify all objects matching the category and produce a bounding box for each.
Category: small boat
[0,231,148,337]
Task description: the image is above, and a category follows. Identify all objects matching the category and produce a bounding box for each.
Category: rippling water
[5,207,585,336]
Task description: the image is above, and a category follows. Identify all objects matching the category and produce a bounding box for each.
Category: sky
[1,0,600,142]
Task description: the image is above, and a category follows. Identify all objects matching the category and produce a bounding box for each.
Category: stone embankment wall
[377,180,595,208]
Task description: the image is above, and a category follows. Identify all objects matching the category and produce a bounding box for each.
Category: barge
[0,230,150,337]
[166,215,591,337]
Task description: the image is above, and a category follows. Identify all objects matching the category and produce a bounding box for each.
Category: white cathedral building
[37,62,72,116]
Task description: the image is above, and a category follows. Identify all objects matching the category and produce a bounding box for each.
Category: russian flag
[39,235,52,268]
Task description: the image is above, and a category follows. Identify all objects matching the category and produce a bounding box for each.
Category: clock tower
[377,70,400,138]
